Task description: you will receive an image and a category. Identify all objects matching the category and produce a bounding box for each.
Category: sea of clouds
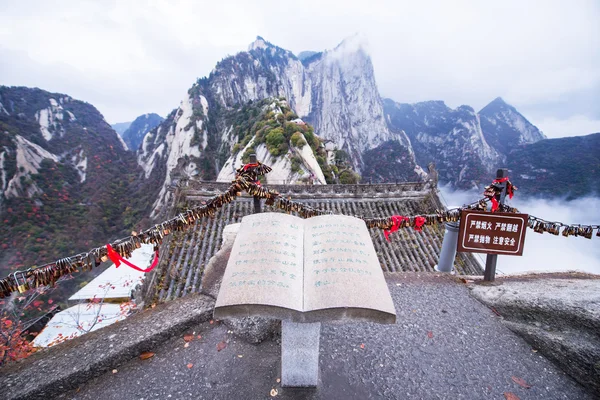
[439,186,600,276]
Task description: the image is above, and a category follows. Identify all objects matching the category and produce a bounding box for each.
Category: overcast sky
[1,0,598,138]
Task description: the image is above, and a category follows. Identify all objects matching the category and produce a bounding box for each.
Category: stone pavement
[56,273,593,400]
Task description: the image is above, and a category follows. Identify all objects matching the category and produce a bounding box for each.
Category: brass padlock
[14,272,29,293]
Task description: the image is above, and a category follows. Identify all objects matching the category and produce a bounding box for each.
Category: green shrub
[290,132,306,148]
[339,170,360,184]
[265,127,285,156]
[290,155,302,173]
[285,111,299,121]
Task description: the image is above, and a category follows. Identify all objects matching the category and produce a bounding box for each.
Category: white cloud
[0,0,598,126]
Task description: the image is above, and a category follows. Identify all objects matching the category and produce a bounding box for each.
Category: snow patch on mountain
[0,150,7,191]
[71,148,87,182]
[116,133,128,151]
[0,102,8,115]
[139,93,207,218]
[35,98,66,141]
[5,135,60,198]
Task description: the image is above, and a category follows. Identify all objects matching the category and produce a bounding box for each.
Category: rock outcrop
[469,274,600,395]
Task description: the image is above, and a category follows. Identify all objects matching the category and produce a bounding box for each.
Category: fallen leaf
[270,388,278,397]
[217,341,227,352]
[460,278,468,284]
[491,307,502,316]
[151,303,156,309]
[184,342,190,348]
[531,349,538,353]
[237,354,243,358]
[187,363,194,369]
[511,376,531,389]
[197,335,202,339]
[139,351,155,360]
[209,320,214,324]
[360,343,365,349]
[276,378,281,383]
[504,392,520,400]
[112,369,118,374]
[427,331,434,339]
[47,299,54,304]
[184,334,194,342]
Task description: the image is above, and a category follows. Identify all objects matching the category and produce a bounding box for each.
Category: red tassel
[414,216,426,231]
[490,197,499,212]
[384,216,409,241]
[243,163,259,171]
[106,244,121,267]
[493,177,509,184]
[105,244,159,273]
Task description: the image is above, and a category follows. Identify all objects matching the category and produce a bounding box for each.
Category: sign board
[457,210,528,256]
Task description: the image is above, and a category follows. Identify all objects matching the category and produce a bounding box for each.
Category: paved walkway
[59,274,592,400]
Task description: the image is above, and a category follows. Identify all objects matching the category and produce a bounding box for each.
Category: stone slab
[469,275,600,395]
[281,321,321,387]
[62,273,593,400]
[0,293,215,400]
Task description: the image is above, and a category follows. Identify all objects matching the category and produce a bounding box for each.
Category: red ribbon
[384,216,409,241]
[490,197,499,212]
[489,176,514,210]
[414,216,426,231]
[106,244,159,273]
[243,163,259,171]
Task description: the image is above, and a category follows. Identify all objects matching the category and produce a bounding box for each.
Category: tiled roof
[142,182,483,303]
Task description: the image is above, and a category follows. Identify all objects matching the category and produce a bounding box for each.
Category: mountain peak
[248,36,272,51]
[479,97,546,154]
[332,33,370,57]
[480,96,515,114]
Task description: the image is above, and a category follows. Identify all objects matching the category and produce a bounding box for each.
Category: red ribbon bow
[106,244,159,273]
[384,216,409,241]
[243,163,259,171]
[414,216,426,231]
[489,176,515,212]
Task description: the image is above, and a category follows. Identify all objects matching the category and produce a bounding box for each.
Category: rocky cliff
[138,35,419,217]
[383,99,500,188]
[479,97,546,156]
[0,86,153,273]
[470,274,600,395]
[121,113,163,151]
[383,97,546,189]
[216,98,329,185]
[206,35,412,170]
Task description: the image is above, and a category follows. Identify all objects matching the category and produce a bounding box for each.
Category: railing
[181,180,433,199]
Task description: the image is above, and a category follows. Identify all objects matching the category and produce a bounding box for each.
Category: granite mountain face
[138,35,420,218]
[479,97,546,156]
[383,97,546,189]
[0,86,154,273]
[120,113,164,151]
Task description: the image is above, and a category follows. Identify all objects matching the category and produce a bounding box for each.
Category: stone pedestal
[281,321,320,387]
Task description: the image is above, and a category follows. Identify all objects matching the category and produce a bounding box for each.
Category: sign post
[249,154,262,214]
[484,169,507,281]
[457,210,528,257]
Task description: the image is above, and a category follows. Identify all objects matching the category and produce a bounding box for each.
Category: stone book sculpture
[214,213,396,323]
